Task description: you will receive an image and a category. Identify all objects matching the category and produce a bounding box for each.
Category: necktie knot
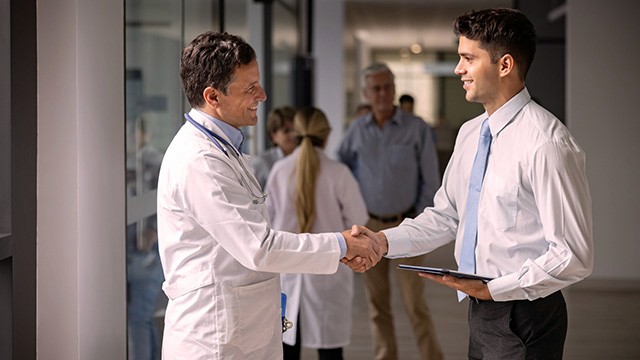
[480,119,492,139]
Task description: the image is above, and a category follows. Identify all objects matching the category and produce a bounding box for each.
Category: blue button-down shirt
[338,108,441,216]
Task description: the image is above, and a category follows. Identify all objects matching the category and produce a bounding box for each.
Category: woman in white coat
[266,107,369,359]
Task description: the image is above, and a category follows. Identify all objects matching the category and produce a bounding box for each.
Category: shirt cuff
[487,272,529,301]
[336,232,347,258]
[380,227,411,258]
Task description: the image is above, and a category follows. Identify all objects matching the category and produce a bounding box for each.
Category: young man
[348,8,594,359]
[156,32,382,359]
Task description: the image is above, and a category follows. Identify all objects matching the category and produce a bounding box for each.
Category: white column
[567,0,640,282]
[313,0,345,159]
[38,0,126,358]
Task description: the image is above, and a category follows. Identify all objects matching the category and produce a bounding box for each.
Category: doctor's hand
[341,225,388,272]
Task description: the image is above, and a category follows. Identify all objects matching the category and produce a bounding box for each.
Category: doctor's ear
[203,87,221,108]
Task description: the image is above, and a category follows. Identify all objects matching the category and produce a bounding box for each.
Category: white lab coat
[157,110,342,360]
[266,147,369,349]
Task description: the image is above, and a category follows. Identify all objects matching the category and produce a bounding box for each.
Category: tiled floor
[301,242,640,359]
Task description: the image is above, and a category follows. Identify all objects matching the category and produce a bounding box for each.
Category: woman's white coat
[266,147,369,348]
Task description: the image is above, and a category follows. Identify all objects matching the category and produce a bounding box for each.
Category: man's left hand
[418,273,493,300]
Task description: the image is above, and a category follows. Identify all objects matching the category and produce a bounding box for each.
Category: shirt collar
[364,107,402,127]
[190,108,245,151]
[486,87,531,137]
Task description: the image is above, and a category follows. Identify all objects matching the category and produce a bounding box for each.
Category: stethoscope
[184,113,268,205]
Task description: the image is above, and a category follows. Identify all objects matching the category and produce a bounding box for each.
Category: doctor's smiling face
[207,59,267,128]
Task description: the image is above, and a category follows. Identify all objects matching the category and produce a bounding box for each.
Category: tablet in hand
[398,264,493,283]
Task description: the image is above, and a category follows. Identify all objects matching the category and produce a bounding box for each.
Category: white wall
[314,0,345,158]
[38,0,126,358]
[567,0,640,281]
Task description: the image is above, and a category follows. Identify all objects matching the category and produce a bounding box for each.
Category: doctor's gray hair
[180,31,257,108]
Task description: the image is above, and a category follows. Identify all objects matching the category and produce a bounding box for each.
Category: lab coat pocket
[222,276,278,353]
[162,268,213,300]
[480,171,518,230]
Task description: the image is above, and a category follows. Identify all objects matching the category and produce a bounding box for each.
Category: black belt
[368,208,414,223]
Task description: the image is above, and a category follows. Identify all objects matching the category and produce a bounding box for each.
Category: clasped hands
[340,225,388,273]
[339,225,492,299]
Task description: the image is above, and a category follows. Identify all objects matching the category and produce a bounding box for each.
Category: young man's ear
[498,54,515,78]
[203,86,221,108]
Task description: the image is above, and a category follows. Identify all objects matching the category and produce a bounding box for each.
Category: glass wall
[272,0,299,110]
[124,1,305,356]
[124,0,246,358]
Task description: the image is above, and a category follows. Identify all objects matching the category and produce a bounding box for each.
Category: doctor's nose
[256,84,267,103]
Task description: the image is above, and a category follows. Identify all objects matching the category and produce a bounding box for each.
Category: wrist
[377,231,389,256]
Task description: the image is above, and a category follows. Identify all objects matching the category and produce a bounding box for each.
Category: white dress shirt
[384,88,594,302]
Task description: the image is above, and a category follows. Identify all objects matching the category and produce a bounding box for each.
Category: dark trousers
[283,314,343,360]
[468,291,567,360]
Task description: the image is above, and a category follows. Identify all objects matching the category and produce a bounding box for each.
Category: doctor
[156,32,382,360]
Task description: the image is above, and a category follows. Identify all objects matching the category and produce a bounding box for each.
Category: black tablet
[398,264,494,283]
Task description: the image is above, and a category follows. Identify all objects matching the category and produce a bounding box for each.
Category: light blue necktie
[458,119,492,301]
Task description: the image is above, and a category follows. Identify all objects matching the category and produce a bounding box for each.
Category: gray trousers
[468,291,567,360]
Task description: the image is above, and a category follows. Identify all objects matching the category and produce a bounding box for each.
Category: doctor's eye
[245,85,257,95]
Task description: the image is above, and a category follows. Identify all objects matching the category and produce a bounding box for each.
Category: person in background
[399,94,415,114]
[156,31,383,360]
[353,102,372,119]
[251,106,297,189]
[347,8,594,359]
[338,63,443,360]
[346,103,372,128]
[267,107,369,360]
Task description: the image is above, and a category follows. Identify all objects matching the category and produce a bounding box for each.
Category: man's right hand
[341,225,389,272]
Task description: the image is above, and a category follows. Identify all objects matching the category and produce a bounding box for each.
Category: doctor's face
[216,59,267,128]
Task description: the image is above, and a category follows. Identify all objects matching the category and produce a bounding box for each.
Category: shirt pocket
[480,171,518,230]
[222,276,278,353]
[388,145,414,171]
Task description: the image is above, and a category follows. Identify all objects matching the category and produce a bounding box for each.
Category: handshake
[340,225,389,272]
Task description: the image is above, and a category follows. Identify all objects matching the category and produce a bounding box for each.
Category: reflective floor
[303,242,640,360]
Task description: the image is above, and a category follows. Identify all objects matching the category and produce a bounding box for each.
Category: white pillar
[313,0,345,159]
[38,0,126,358]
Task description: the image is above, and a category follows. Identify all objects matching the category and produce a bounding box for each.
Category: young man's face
[455,36,502,112]
[216,59,267,128]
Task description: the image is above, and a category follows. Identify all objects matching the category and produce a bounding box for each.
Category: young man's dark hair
[454,8,537,80]
[180,31,256,107]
